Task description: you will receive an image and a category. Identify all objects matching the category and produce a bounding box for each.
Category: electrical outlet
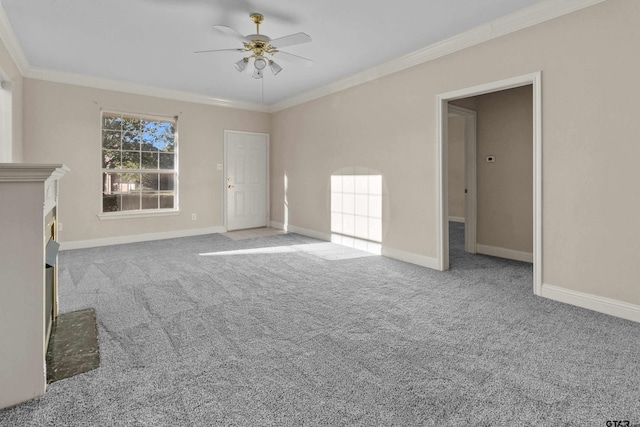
[58,222,63,231]
[191,213,197,221]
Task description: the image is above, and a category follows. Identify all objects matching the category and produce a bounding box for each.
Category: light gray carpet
[1,223,639,426]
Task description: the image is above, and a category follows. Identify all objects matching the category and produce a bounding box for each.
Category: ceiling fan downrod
[250,13,264,35]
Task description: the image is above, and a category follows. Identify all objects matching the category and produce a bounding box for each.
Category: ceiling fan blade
[213,25,250,43]
[194,48,246,54]
[269,32,311,49]
[273,51,313,67]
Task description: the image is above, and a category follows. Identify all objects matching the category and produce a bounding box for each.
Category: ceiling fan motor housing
[247,34,270,43]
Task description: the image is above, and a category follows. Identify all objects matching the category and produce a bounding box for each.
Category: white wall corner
[270,221,285,231]
[60,226,226,251]
[541,284,640,324]
[476,244,533,263]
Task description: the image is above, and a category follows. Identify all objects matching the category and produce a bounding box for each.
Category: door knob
[228,184,234,189]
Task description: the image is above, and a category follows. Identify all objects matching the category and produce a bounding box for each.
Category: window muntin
[101,112,177,213]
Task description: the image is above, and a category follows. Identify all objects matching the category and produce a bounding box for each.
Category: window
[331,175,382,242]
[101,112,177,214]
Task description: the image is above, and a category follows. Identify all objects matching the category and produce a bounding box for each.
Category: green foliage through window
[101,112,177,213]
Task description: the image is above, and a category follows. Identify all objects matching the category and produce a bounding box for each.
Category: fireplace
[45,212,59,347]
[0,163,69,409]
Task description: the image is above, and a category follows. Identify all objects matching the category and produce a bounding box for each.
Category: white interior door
[225,130,269,231]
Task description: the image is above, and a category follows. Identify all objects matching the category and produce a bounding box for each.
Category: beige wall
[271,0,640,305]
[22,79,270,242]
[7,0,640,308]
[0,36,23,162]
[447,115,465,219]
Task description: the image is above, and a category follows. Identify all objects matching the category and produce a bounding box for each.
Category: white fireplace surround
[0,163,69,409]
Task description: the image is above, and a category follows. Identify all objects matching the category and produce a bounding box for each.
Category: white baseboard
[541,284,640,324]
[381,247,440,270]
[448,216,465,223]
[476,244,533,263]
[270,221,286,231]
[271,221,439,270]
[60,226,227,250]
[270,221,332,242]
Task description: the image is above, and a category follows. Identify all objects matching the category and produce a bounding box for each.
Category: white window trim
[97,210,180,220]
[100,110,179,216]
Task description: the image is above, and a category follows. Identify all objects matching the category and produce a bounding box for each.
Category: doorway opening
[447,105,477,255]
[437,72,542,295]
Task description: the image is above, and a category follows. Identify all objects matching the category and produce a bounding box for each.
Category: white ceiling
[1,0,545,106]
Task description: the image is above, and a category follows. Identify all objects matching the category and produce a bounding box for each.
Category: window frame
[98,110,179,219]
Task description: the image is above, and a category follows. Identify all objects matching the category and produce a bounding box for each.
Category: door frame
[223,130,270,232]
[436,71,542,295]
[448,104,477,254]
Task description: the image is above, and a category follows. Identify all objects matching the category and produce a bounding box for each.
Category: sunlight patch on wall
[331,175,382,243]
[0,80,12,162]
[283,172,289,231]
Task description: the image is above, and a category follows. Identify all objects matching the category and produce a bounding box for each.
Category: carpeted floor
[1,223,639,426]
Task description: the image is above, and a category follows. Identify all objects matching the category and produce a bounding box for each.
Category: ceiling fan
[196,13,313,79]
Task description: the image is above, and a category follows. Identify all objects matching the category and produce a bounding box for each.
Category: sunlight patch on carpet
[199,242,378,260]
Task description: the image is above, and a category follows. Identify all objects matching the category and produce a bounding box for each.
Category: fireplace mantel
[0,163,69,409]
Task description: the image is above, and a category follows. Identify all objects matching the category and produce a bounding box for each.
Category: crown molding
[23,67,270,112]
[490,0,607,39]
[0,4,268,112]
[0,0,606,113]
[269,0,607,112]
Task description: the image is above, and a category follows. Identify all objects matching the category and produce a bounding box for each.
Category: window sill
[98,210,180,221]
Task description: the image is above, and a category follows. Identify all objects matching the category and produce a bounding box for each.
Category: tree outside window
[101,112,177,213]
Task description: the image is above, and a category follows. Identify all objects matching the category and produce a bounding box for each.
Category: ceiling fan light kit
[234,57,249,72]
[269,60,283,76]
[252,68,264,79]
[197,12,313,80]
[254,55,267,70]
